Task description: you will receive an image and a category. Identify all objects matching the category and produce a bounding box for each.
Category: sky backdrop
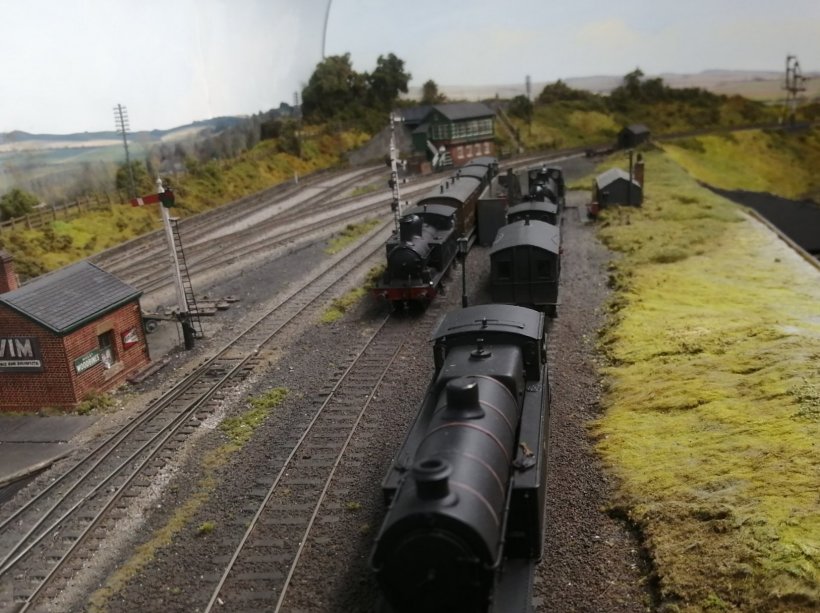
[1,0,818,134]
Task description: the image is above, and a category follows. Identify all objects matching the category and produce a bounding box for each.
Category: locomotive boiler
[372,304,550,613]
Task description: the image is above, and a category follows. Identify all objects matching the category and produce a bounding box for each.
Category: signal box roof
[0,261,141,335]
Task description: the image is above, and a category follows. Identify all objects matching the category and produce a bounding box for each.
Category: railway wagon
[372,304,550,613]
[489,219,561,317]
[506,200,559,226]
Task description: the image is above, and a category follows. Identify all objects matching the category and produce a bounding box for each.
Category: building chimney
[634,154,645,187]
[0,251,19,293]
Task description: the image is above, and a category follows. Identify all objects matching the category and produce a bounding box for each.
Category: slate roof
[433,102,495,121]
[396,105,433,127]
[595,168,641,189]
[621,123,650,135]
[0,261,141,335]
[399,102,495,127]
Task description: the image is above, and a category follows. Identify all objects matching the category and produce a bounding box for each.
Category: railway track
[0,219,394,613]
[202,313,400,612]
[89,165,385,280]
[95,151,581,303]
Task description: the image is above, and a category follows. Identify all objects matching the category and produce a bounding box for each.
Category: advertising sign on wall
[121,327,140,349]
[0,337,44,372]
[74,349,101,374]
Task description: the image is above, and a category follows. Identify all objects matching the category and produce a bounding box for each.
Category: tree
[508,95,533,123]
[368,53,411,111]
[301,53,368,122]
[421,79,446,104]
[622,68,645,97]
[115,160,152,195]
[537,79,595,104]
[0,188,39,221]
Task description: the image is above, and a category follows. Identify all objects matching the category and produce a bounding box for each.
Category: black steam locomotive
[371,157,498,307]
[372,304,550,613]
[525,164,565,208]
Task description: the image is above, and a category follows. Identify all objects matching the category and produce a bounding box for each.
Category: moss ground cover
[595,152,820,611]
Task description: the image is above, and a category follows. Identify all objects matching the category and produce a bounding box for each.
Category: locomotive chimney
[399,215,422,242]
[0,250,19,294]
[412,458,454,502]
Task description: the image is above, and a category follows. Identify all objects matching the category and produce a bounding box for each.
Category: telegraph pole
[114,104,137,200]
[782,55,807,126]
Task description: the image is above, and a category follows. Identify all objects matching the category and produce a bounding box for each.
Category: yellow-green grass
[1,128,371,280]
[595,151,820,611]
[662,127,820,201]
[324,218,381,255]
[509,104,619,150]
[87,387,288,611]
[320,265,383,324]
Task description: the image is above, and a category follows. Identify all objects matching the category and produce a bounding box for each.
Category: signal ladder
[169,218,204,338]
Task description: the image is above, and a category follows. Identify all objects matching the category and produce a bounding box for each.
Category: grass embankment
[1,128,370,279]
[595,152,820,612]
[662,127,820,202]
[86,387,288,611]
[512,103,621,150]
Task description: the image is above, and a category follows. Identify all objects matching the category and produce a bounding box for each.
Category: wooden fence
[0,193,128,232]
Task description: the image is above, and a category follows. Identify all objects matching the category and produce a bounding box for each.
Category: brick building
[0,255,150,412]
[400,102,496,169]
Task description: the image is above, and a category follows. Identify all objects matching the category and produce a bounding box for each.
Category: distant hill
[407,69,820,103]
[0,116,247,153]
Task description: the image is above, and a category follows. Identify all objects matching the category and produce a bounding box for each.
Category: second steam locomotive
[372,157,498,307]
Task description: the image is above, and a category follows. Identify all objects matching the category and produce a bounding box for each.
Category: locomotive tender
[372,304,550,613]
[372,157,498,307]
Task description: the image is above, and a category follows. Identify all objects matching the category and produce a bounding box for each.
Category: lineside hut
[593,168,643,208]
[0,256,150,412]
[617,123,651,149]
[489,219,561,317]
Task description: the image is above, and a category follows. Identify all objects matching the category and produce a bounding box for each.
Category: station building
[0,252,151,412]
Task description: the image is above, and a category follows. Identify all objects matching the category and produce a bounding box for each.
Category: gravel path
[29,158,653,612]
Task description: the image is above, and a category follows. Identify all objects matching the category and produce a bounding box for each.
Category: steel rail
[3,220,393,611]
